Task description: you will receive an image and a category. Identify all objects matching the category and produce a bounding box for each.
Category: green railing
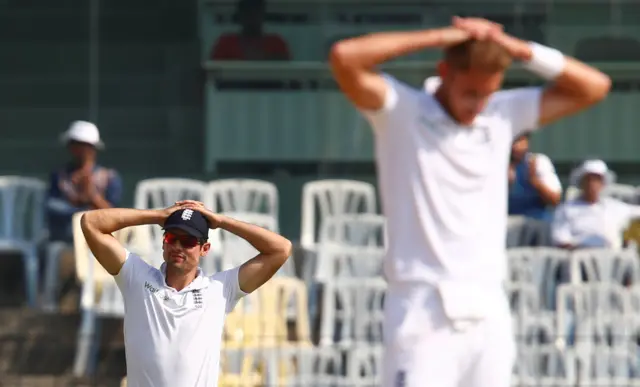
[203,61,640,173]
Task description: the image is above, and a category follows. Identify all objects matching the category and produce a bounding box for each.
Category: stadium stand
[3,0,640,386]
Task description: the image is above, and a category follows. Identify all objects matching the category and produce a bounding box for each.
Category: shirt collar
[422,76,488,128]
[160,263,209,291]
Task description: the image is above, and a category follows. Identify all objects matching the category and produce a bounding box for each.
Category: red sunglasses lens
[163,233,199,248]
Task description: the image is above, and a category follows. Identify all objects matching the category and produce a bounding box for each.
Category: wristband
[522,42,566,80]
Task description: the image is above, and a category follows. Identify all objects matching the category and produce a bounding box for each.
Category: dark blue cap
[163,209,210,240]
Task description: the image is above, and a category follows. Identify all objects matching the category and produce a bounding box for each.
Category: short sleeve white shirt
[531,153,562,193]
[115,252,247,387]
[362,74,543,285]
[552,197,640,249]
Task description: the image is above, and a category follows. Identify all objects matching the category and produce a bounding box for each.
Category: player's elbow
[275,239,293,261]
[268,239,292,269]
[80,212,93,235]
[584,72,611,104]
[329,40,358,72]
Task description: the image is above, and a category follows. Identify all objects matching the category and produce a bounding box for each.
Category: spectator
[552,159,640,250]
[210,0,290,61]
[46,121,122,243]
[508,133,562,221]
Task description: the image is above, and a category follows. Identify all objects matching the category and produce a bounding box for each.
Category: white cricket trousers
[381,282,515,387]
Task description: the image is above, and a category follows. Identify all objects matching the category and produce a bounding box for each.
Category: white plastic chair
[205,179,279,267]
[569,248,640,285]
[626,284,640,317]
[514,344,578,387]
[317,214,387,248]
[133,178,208,209]
[0,176,46,307]
[302,214,387,281]
[507,216,552,247]
[506,282,542,340]
[71,211,143,377]
[206,179,278,219]
[311,214,386,282]
[219,345,341,387]
[346,345,383,387]
[314,243,384,283]
[300,180,377,253]
[575,325,640,387]
[319,277,386,348]
[133,178,208,255]
[507,247,571,309]
[555,283,631,352]
[205,211,295,277]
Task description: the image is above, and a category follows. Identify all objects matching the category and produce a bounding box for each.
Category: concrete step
[0,375,123,387]
[0,306,126,383]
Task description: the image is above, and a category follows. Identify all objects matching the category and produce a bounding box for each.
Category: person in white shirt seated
[552,159,640,250]
[508,133,562,221]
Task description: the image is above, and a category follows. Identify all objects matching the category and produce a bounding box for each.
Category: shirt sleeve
[551,204,573,246]
[114,251,150,295]
[360,73,421,134]
[534,154,562,193]
[220,266,248,313]
[492,87,544,139]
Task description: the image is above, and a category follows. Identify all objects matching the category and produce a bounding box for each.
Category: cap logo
[181,209,194,221]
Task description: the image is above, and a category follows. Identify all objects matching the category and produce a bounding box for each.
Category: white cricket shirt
[114,251,246,387]
[362,74,543,286]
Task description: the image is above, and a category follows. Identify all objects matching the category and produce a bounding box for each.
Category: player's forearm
[82,208,164,234]
[503,34,611,102]
[217,215,292,257]
[330,27,469,70]
[546,57,610,103]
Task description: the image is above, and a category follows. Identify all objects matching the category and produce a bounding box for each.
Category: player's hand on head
[486,29,531,60]
[453,16,530,60]
[175,200,222,229]
[159,203,187,221]
[175,200,208,213]
[452,16,503,41]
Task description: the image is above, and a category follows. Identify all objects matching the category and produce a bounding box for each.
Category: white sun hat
[569,159,615,187]
[60,120,104,149]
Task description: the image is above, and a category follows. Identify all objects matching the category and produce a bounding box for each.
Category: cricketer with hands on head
[80,200,292,387]
[330,16,610,387]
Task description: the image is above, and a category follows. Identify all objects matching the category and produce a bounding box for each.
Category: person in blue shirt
[46,121,123,243]
[508,133,562,221]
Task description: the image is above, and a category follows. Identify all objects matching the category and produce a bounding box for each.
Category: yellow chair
[624,219,640,249]
[224,310,283,348]
[218,347,263,387]
[258,277,312,345]
[72,211,152,304]
[72,211,113,304]
[224,277,312,347]
[219,277,314,385]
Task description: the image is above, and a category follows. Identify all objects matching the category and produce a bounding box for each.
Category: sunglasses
[163,232,203,249]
